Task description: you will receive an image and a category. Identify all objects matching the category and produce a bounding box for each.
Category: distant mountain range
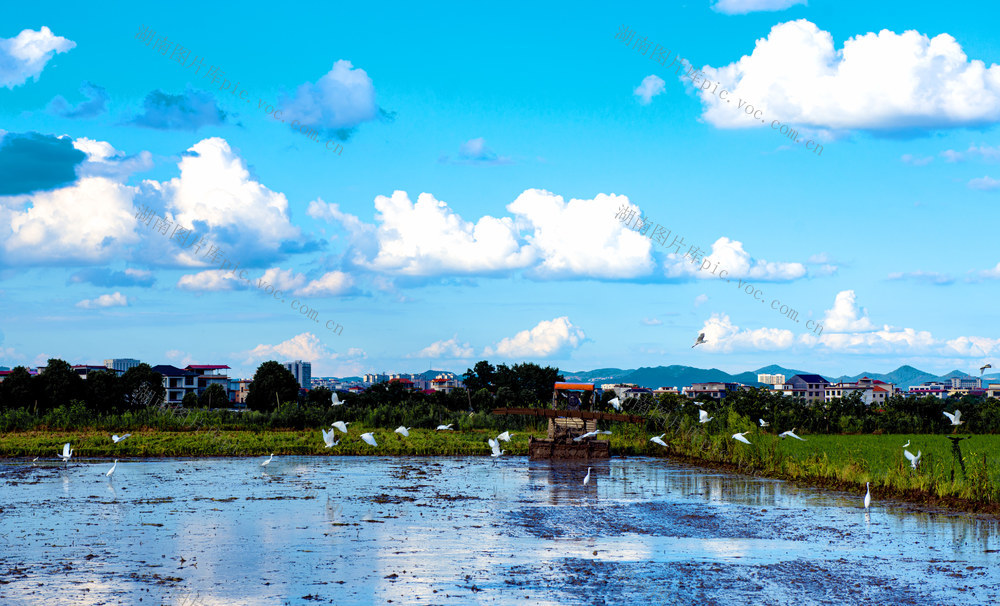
[322,365,997,391]
[561,364,997,390]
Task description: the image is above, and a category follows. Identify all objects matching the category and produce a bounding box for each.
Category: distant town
[0,359,995,407]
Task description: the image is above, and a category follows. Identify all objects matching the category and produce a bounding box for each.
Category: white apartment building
[757,373,786,386]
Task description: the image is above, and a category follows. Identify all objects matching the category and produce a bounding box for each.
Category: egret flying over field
[395,426,410,437]
[583,467,592,485]
[57,443,73,463]
[331,391,342,406]
[489,438,504,458]
[111,434,131,443]
[650,434,668,447]
[759,419,769,428]
[436,424,453,431]
[981,363,992,376]
[331,421,350,434]
[902,440,910,448]
[106,459,118,478]
[732,432,751,445]
[360,432,378,447]
[261,453,274,467]
[496,431,512,442]
[698,409,713,424]
[574,430,600,442]
[321,428,339,448]
[903,449,921,470]
[943,410,963,426]
[864,482,871,509]
[779,429,806,441]
[692,332,707,348]
[609,397,621,411]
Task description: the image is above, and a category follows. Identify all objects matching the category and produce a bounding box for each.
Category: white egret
[321,428,339,448]
[943,410,963,426]
[261,453,274,467]
[759,419,769,428]
[779,429,806,441]
[903,449,922,470]
[609,397,621,411]
[732,432,751,445]
[583,467,591,485]
[331,391,342,406]
[395,426,410,437]
[496,431,512,442]
[650,434,668,447]
[596,430,612,435]
[573,430,600,442]
[864,482,871,509]
[57,443,73,463]
[331,421,350,434]
[436,424,453,431]
[111,434,132,443]
[361,432,378,447]
[489,438,504,458]
[902,440,910,448]
[698,409,713,424]
[106,459,118,477]
[981,363,992,376]
[692,332,707,348]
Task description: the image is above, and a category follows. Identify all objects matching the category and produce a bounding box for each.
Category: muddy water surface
[1,456,998,605]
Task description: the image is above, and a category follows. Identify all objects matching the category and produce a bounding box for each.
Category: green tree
[199,383,229,409]
[36,358,84,413]
[462,361,496,393]
[181,392,199,408]
[0,366,36,411]
[121,364,165,409]
[306,386,333,407]
[246,361,300,412]
[87,370,124,414]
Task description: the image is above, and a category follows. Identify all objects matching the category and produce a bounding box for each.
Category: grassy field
[5,424,1000,511]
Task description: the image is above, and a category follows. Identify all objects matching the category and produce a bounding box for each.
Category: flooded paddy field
[1,456,998,605]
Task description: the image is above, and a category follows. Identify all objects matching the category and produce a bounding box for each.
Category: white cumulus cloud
[698,313,796,352]
[633,75,666,105]
[281,60,380,134]
[484,317,585,358]
[664,236,806,281]
[411,336,475,359]
[0,27,75,89]
[694,20,1000,132]
[75,291,128,309]
[821,290,876,332]
[177,270,247,292]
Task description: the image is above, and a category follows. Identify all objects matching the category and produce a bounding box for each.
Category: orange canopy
[553,382,594,391]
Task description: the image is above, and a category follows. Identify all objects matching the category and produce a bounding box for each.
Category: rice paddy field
[4,426,1000,511]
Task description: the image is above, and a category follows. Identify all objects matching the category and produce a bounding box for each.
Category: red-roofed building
[825,376,897,405]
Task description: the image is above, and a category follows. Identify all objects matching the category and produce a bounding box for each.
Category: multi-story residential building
[229,378,251,407]
[603,383,640,398]
[908,381,950,399]
[283,360,312,390]
[364,372,389,386]
[775,374,830,402]
[685,382,741,399]
[653,386,680,397]
[987,383,1000,398]
[824,377,895,405]
[151,365,198,405]
[430,373,463,394]
[104,358,141,373]
[949,376,981,390]
[757,373,786,386]
[185,365,231,399]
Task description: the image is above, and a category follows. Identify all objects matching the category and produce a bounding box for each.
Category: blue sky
[2,0,1000,379]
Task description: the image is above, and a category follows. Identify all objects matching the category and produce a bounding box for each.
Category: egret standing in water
[106,459,118,478]
[583,467,592,485]
[361,432,378,447]
[261,453,274,467]
[57,443,73,463]
[864,482,871,509]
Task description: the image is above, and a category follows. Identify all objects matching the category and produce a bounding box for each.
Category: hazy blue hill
[561,368,634,382]
[831,365,941,389]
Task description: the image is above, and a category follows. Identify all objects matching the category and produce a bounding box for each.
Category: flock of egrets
[43,406,968,510]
